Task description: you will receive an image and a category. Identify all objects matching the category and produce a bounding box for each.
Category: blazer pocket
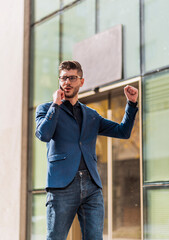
[48,153,68,162]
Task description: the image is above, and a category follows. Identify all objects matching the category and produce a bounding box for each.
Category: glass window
[29,110,47,190]
[31,0,60,24]
[99,0,140,78]
[144,188,169,239]
[111,94,140,239]
[87,99,108,238]
[144,0,169,72]
[143,70,169,182]
[61,0,76,7]
[61,0,95,60]
[30,16,60,108]
[31,194,46,239]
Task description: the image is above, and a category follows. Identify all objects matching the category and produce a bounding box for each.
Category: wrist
[127,100,138,108]
[53,99,62,105]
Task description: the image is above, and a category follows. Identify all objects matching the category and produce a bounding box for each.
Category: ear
[80,78,84,87]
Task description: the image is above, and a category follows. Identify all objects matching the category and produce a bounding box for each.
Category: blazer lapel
[59,103,74,117]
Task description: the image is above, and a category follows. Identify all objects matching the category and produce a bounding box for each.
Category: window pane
[87,100,108,239]
[111,94,140,239]
[99,0,140,78]
[143,70,169,182]
[62,0,95,60]
[144,188,169,239]
[29,110,47,190]
[31,0,60,24]
[61,0,75,7]
[30,16,60,108]
[31,194,46,239]
[144,0,169,72]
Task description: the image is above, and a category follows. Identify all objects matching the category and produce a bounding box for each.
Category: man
[35,60,138,240]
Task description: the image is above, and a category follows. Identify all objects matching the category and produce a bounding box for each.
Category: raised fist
[124,85,138,103]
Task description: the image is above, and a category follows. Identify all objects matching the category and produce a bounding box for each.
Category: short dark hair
[59,60,83,78]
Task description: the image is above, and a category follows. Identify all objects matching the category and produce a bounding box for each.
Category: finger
[127,88,136,94]
[61,91,65,100]
[127,87,137,94]
[124,85,133,93]
[58,88,64,93]
[128,86,138,92]
[124,85,129,91]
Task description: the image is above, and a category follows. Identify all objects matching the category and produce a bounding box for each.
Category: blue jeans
[46,170,104,240]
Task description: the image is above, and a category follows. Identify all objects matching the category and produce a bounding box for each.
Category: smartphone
[59,85,65,100]
[60,85,64,91]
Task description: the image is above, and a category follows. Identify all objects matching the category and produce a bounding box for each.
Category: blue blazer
[35,101,138,189]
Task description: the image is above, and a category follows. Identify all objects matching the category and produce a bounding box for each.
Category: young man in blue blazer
[35,60,138,240]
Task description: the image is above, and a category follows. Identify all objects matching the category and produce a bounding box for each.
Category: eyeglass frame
[59,75,82,83]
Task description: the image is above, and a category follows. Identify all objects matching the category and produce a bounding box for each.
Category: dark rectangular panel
[73,24,122,93]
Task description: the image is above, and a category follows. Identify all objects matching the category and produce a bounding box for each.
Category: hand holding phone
[53,86,65,105]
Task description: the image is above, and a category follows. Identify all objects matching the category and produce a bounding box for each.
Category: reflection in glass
[144,188,169,239]
[87,100,108,239]
[99,0,140,78]
[144,0,169,72]
[62,0,95,60]
[31,0,60,24]
[143,70,169,182]
[29,110,47,190]
[31,194,46,240]
[111,94,140,239]
[30,16,60,107]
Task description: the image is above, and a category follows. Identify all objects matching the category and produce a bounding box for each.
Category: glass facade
[144,188,169,239]
[28,0,169,239]
[144,0,169,72]
[99,0,140,78]
[62,0,95,60]
[31,110,47,189]
[31,194,46,239]
[31,0,60,24]
[143,70,169,183]
[111,95,140,239]
[87,100,108,237]
[143,70,169,240]
[30,16,60,107]
[86,92,140,240]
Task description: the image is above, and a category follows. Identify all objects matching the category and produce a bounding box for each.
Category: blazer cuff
[46,103,59,120]
[51,103,59,108]
[127,100,138,108]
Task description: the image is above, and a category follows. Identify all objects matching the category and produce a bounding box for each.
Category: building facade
[1,0,169,240]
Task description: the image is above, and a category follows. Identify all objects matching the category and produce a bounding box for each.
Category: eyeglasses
[59,75,82,83]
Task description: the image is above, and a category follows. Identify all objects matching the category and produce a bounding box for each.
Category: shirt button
[80,142,82,145]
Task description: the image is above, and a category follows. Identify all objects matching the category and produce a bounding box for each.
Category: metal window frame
[19,0,31,240]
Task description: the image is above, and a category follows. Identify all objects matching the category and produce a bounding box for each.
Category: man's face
[59,69,84,98]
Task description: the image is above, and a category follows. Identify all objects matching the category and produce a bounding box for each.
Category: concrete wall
[0,1,24,239]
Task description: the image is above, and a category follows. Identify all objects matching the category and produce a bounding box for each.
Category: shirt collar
[62,100,80,108]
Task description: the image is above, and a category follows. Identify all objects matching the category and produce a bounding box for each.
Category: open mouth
[64,87,72,91]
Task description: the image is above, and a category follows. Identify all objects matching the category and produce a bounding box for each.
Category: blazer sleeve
[98,102,138,139]
[35,103,60,142]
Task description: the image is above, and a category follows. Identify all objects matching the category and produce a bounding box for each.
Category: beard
[64,85,80,98]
